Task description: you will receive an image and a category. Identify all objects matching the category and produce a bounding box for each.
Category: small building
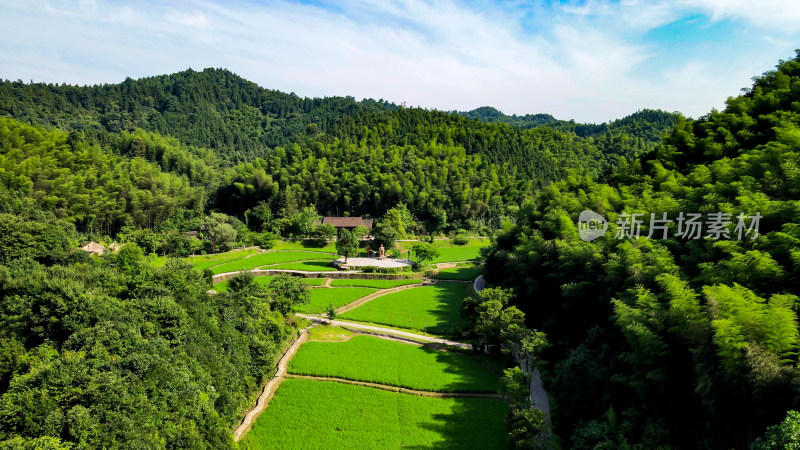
[81,242,106,256]
[319,217,374,231]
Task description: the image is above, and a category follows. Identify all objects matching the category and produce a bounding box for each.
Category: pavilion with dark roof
[319,216,374,230]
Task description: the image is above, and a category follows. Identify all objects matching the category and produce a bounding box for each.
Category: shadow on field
[425,282,469,336]
[416,345,500,392]
[405,398,510,449]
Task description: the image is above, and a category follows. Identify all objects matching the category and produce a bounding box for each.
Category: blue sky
[0,0,798,122]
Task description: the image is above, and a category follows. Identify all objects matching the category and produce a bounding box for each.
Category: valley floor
[230,253,510,449]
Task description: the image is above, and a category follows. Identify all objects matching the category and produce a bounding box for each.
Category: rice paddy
[340,282,469,335]
[240,378,509,449]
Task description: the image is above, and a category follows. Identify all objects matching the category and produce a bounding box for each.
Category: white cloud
[0,0,797,122]
[167,10,209,27]
[691,0,800,33]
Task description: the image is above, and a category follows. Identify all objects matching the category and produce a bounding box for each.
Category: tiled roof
[321,217,373,228]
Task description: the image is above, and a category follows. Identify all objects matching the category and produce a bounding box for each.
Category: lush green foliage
[0,118,203,233]
[484,51,800,448]
[752,410,800,450]
[1,69,676,236]
[240,378,509,449]
[0,253,294,448]
[289,335,500,392]
[335,228,358,261]
[294,287,377,314]
[341,282,468,334]
[0,68,390,163]
[412,242,440,263]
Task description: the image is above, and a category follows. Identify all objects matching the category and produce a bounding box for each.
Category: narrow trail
[233,325,313,441]
[334,278,469,315]
[284,374,503,399]
[472,274,552,429]
[334,282,426,314]
[296,314,471,349]
[323,278,332,287]
[320,328,469,352]
[213,269,357,283]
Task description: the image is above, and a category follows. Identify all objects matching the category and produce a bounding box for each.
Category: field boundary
[233,325,314,441]
[334,279,470,314]
[213,270,423,283]
[283,374,503,399]
[297,314,471,349]
[334,282,426,314]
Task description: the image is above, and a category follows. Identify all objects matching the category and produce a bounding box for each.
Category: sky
[0,0,798,123]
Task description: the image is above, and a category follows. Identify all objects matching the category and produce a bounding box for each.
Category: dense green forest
[485,50,800,448]
[3,53,787,448]
[0,68,394,163]
[0,69,676,236]
[0,240,311,448]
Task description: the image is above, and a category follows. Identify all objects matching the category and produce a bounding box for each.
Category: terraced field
[213,276,326,292]
[289,334,499,392]
[240,378,509,449]
[265,260,337,272]
[433,263,483,281]
[233,244,508,449]
[295,287,378,314]
[340,282,469,334]
[329,278,420,288]
[209,251,336,274]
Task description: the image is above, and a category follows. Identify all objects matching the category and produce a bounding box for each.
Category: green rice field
[266,260,337,272]
[189,248,260,271]
[294,287,377,314]
[433,264,483,281]
[240,378,509,449]
[340,282,468,334]
[212,276,326,292]
[289,335,499,392]
[330,278,420,288]
[209,251,336,274]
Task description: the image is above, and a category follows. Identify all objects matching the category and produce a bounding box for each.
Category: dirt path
[233,325,313,441]
[323,278,332,287]
[530,367,552,428]
[296,314,471,349]
[213,269,358,283]
[334,282,426,314]
[284,374,503,399]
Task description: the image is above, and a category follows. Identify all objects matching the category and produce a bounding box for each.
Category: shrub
[452,234,470,246]
[255,232,277,249]
[326,302,338,320]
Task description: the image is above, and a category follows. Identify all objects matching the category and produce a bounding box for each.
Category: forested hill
[485,50,800,448]
[458,106,678,160]
[0,67,680,236]
[0,68,675,173]
[0,68,396,163]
